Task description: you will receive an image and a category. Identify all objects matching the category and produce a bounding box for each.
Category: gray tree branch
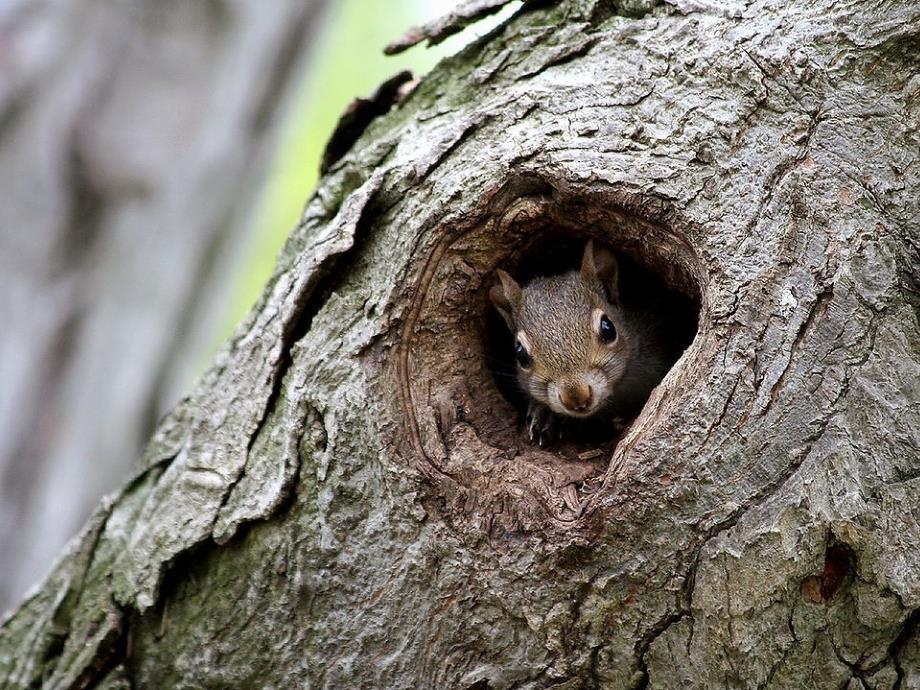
[0,0,327,609]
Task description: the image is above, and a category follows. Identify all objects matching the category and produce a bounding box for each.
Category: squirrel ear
[490,269,521,330]
[581,240,619,304]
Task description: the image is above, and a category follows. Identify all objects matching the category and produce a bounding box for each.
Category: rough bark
[0,0,326,609]
[2,0,919,688]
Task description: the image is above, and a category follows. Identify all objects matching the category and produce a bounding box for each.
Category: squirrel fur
[490,241,671,444]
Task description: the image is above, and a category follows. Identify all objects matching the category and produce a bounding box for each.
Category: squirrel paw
[526,403,557,446]
[611,417,632,434]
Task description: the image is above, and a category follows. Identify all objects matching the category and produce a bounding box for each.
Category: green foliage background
[224,0,517,340]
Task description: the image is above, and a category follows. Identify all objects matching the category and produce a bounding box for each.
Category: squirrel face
[490,241,631,418]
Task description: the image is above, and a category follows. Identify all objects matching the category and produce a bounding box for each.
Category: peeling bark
[384,0,529,54]
[2,0,919,688]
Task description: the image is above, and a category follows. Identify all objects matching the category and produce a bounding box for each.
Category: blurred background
[0,0,515,613]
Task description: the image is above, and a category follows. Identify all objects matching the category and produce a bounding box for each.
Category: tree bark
[2,0,919,688]
[0,0,326,609]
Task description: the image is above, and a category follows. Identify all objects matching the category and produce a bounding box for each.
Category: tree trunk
[0,0,326,610]
[3,0,919,688]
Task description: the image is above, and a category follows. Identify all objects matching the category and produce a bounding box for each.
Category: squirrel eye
[514,339,532,368]
[599,314,617,343]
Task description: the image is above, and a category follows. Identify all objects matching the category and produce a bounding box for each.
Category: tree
[0,0,327,609]
[2,0,919,687]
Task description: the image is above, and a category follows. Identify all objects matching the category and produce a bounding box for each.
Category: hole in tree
[483,227,699,450]
[801,541,856,604]
[390,182,706,532]
[464,681,493,690]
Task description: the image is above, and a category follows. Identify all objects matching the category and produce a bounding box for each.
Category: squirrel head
[490,241,631,418]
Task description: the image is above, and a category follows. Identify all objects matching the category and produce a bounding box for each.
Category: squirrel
[489,240,672,445]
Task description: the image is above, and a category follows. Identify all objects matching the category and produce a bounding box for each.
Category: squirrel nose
[560,383,592,413]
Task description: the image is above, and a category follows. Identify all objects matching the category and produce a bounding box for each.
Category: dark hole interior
[464,681,493,690]
[801,541,856,604]
[483,228,700,447]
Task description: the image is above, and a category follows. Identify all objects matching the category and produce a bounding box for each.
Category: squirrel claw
[526,402,555,447]
[611,417,631,434]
